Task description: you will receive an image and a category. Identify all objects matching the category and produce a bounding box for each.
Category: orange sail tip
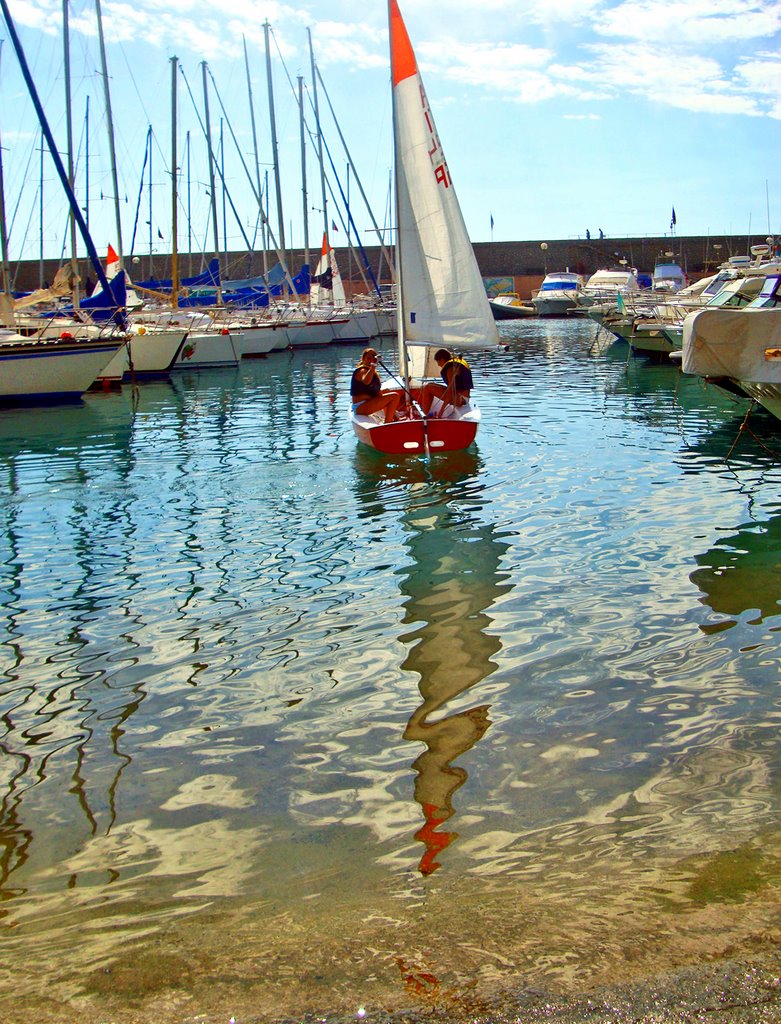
[389,0,417,86]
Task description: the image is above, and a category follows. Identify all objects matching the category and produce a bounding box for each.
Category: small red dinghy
[350,0,499,457]
[350,387,480,455]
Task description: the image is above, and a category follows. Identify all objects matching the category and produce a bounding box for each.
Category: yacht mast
[0,0,114,296]
[200,61,222,304]
[62,0,80,305]
[264,22,286,270]
[83,96,89,234]
[95,0,123,263]
[308,28,329,245]
[0,41,11,311]
[298,74,309,276]
[243,34,262,275]
[170,55,179,308]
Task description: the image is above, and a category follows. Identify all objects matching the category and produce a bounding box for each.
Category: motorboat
[681,270,781,419]
[651,261,687,293]
[531,271,584,317]
[488,293,536,319]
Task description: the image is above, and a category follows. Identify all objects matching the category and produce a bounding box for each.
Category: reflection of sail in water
[691,514,781,629]
[360,451,512,874]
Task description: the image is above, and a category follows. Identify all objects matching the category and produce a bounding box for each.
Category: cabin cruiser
[651,261,687,293]
[531,271,584,317]
[681,268,781,420]
[580,267,640,315]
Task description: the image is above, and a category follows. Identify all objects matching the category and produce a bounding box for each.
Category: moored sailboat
[350,0,499,456]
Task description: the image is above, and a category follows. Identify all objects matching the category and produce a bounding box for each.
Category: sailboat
[350,0,500,456]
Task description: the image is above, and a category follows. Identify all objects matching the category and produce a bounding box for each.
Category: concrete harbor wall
[13,233,771,301]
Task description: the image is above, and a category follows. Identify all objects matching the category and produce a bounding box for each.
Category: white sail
[390,0,498,380]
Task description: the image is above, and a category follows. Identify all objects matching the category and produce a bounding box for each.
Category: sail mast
[388,0,408,382]
[298,74,309,278]
[243,34,262,275]
[264,22,286,272]
[170,55,179,308]
[95,0,122,263]
[0,0,112,296]
[200,61,222,304]
[0,95,12,316]
[308,27,329,246]
[315,65,396,284]
[84,96,90,234]
[0,40,11,309]
[62,0,80,305]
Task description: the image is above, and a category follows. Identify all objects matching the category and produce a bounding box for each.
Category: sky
[1,0,780,272]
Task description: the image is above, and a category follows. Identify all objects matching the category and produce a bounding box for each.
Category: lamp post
[540,241,548,274]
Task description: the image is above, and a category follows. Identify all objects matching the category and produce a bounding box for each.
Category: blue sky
[2,0,780,269]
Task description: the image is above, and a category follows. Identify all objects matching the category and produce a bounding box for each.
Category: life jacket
[350,365,381,399]
[441,356,473,392]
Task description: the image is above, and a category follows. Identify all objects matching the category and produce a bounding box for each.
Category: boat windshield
[744,275,781,309]
[585,273,631,289]
[708,277,764,308]
[541,280,579,292]
[701,270,738,296]
[653,264,684,279]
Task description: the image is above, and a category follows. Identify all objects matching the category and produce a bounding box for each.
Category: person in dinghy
[350,348,402,423]
[420,349,474,418]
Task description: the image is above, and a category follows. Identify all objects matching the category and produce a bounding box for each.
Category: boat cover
[682,307,781,382]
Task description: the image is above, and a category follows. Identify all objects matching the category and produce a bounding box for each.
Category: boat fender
[221,327,229,335]
[59,331,74,340]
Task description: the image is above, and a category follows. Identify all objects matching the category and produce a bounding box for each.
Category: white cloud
[583,40,777,117]
[7,0,59,34]
[416,39,580,102]
[594,0,781,45]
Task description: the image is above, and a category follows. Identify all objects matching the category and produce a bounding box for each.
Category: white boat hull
[0,335,125,402]
[97,328,186,382]
[331,310,380,343]
[173,330,241,368]
[287,319,343,347]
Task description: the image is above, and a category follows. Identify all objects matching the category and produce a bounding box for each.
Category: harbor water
[2,317,781,1022]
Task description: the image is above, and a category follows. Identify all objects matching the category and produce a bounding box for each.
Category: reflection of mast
[391,455,510,875]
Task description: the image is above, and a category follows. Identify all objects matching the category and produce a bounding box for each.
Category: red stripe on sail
[390,0,417,87]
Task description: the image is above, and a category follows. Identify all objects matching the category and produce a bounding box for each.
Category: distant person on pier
[586,229,591,240]
[350,348,401,423]
[420,349,473,418]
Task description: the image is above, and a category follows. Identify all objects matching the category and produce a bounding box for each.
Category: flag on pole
[670,207,677,229]
[490,213,494,230]
[331,219,339,233]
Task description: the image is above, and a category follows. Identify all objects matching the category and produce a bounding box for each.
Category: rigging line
[180,63,293,289]
[297,79,381,298]
[128,128,150,259]
[206,67,261,208]
[11,195,38,290]
[6,126,39,247]
[179,65,254,254]
[315,64,395,276]
[313,108,382,300]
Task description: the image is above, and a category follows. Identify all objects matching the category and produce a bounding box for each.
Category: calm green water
[2,318,781,1021]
